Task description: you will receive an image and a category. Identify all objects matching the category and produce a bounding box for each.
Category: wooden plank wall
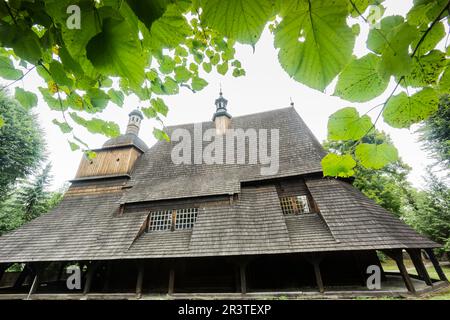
[75,147,141,178]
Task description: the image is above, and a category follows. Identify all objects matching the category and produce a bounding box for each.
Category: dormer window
[280,195,312,215]
[148,208,198,232]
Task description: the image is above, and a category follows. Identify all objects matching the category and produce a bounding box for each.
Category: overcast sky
[6,0,446,191]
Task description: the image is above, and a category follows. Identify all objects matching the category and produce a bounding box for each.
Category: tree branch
[410,0,450,58]
[0,66,36,92]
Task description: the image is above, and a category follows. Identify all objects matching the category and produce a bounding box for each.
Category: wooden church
[0,93,447,298]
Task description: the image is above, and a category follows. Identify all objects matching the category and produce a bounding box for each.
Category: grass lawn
[378,259,450,300]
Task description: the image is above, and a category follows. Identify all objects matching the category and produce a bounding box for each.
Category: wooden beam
[26,274,40,300]
[425,248,448,282]
[240,263,247,294]
[312,261,324,293]
[168,268,175,294]
[136,264,145,299]
[383,250,415,293]
[26,263,44,300]
[305,254,324,293]
[83,261,100,295]
[407,249,432,286]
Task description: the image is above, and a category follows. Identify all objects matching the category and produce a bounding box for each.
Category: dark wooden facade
[0,107,446,297]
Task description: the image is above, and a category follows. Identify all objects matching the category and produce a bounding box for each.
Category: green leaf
[368,16,418,77]
[202,62,212,73]
[149,2,192,50]
[412,22,445,56]
[38,87,63,110]
[274,0,355,91]
[0,56,23,80]
[217,62,228,75]
[69,141,80,151]
[162,77,179,95]
[45,1,101,76]
[153,127,170,141]
[334,54,389,102]
[328,107,373,141]
[85,88,110,112]
[49,60,73,88]
[355,143,398,169]
[151,98,169,117]
[0,25,42,63]
[383,88,439,128]
[70,113,120,137]
[191,76,208,91]
[86,12,146,89]
[0,115,4,128]
[159,55,175,74]
[400,50,447,88]
[108,88,124,107]
[201,0,273,46]
[321,153,356,177]
[126,0,169,29]
[142,106,157,118]
[174,66,192,82]
[14,88,38,110]
[52,119,72,133]
[438,66,450,94]
[367,16,403,54]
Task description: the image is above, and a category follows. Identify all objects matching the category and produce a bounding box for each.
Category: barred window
[175,208,198,230]
[280,195,311,215]
[148,208,198,232]
[148,210,172,231]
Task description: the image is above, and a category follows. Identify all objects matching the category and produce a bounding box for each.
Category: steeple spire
[213,88,231,121]
[126,109,144,136]
[212,88,232,135]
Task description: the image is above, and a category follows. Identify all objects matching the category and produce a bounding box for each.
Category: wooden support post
[312,261,324,293]
[83,261,100,295]
[305,254,324,293]
[425,248,448,282]
[26,274,40,300]
[407,249,432,286]
[234,266,240,293]
[26,263,44,300]
[240,263,247,294]
[384,250,415,293]
[168,267,175,295]
[136,264,144,299]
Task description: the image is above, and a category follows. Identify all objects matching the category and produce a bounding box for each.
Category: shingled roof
[121,107,326,203]
[0,107,439,263]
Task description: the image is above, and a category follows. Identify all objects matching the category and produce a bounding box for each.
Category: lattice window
[148,210,172,231]
[148,208,198,232]
[175,208,198,230]
[280,195,311,215]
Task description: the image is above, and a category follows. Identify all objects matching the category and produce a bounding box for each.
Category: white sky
[5,0,445,191]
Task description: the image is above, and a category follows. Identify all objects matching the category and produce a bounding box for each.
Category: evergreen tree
[17,163,52,222]
[404,171,450,256]
[417,96,450,171]
[0,92,45,201]
[0,164,65,235]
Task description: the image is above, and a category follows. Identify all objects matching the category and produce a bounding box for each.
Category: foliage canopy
[0,0,449,176]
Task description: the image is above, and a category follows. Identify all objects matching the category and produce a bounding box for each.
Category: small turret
[126,109,144,135]
[212,90,231,135]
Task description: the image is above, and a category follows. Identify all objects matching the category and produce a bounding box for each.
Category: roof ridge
[165,106,296,129]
